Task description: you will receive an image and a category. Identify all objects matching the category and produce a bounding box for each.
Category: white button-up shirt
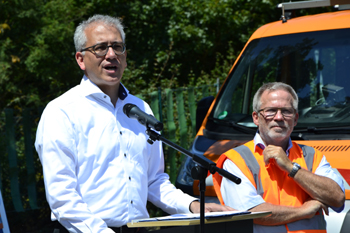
[35,76,196,233]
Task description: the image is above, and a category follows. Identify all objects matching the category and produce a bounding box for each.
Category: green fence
[0,84,218,216]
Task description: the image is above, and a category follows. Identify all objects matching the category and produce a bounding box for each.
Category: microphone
[123,104,163,131]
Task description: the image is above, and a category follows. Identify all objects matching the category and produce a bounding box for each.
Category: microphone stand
[145,127,241,233]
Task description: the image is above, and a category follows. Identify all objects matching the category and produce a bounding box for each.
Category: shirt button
[124,153,126,157]
[104,95,107,98]
[129,176,131,181]
[131,200,133,204]
[120,131,122,135]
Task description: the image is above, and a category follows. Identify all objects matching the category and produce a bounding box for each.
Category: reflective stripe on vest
[253,212,326,233]
[233,145,264,196]
[255,223,287,233]
[287,211,326,231]
[299,144,315,172]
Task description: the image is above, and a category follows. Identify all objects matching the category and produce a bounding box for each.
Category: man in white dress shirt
[35,14,232,233]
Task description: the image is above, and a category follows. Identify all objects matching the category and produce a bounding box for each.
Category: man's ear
[125,50,127,68]
[75,52,86,71]
[252,111,259,127]
[294,112,299,127]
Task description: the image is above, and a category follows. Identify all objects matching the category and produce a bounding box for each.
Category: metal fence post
[23,108,38,210]
[165,89,177,183]
[4,108,24,212]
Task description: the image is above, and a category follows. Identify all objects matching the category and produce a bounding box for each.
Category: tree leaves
[0,0,283,110]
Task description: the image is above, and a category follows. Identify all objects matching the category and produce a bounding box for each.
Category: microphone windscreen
[123,103,136,117]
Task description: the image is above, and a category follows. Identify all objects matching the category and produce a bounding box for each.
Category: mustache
[270,123,286,128]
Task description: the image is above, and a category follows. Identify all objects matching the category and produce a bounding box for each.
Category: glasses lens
[112,43,125,54]
[263,109,276,119]
[94,44,108,56]
[281,108,294,117]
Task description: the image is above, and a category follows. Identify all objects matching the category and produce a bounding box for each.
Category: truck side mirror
[196,96,214,132]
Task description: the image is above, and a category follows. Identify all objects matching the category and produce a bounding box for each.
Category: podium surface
[127,211,271,233]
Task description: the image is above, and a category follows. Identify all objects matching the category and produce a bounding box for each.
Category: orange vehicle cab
[175,1,350,232]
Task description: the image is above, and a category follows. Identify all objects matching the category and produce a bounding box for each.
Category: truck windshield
[213,28,350,130]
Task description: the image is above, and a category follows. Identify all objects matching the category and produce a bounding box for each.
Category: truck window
[213,28,350,131]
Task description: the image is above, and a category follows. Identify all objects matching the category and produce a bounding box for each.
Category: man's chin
[102,75,122,84]
[268,131,288,140]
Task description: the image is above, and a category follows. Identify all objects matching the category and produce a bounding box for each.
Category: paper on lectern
[133,210,250,223]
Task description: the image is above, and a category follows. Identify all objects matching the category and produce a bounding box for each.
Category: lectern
[127,211,271,233]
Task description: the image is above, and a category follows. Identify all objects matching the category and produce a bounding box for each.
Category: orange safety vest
[213,140,327,233]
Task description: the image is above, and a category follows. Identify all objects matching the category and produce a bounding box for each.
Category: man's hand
[251,198,329,226]
[263,145,293,173]
[189,201,235,213]
[300,198,329,219]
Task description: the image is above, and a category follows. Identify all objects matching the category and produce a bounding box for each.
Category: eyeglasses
[81,42,126,56]
[258,107,295,120]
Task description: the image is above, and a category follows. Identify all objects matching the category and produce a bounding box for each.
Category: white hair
[73,14,125,53]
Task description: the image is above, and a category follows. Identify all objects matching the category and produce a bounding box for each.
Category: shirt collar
[80,75,129,100]
[253,131,293,156]
[118,83,128,100]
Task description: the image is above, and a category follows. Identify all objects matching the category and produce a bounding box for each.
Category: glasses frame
[80,42,126,56]
[258,107,296,120]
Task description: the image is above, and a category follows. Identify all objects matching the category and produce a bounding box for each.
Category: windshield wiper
[208,117,256,135]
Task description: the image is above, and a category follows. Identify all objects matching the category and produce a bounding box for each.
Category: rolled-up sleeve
[315,156,345,212]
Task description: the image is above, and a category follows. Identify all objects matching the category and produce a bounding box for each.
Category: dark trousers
[52,221,69,233]
[53,221,147,233]
[110,226,148,233]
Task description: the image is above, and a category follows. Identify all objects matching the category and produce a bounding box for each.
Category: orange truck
[175,0,350,231]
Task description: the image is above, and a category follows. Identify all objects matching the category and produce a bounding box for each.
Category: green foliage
[121,0,282,95]
[0,0,93,110]
[0,0,335,110]
[0,0,283,110]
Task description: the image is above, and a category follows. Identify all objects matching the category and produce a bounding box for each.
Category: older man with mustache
[213,82,345,233]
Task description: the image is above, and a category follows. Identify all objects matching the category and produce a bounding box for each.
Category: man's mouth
[104,65,118,71]
[271,125,285,130]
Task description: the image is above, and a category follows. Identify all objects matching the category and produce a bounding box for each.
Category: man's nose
[274,110,284,120]
[105,47,117,58]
